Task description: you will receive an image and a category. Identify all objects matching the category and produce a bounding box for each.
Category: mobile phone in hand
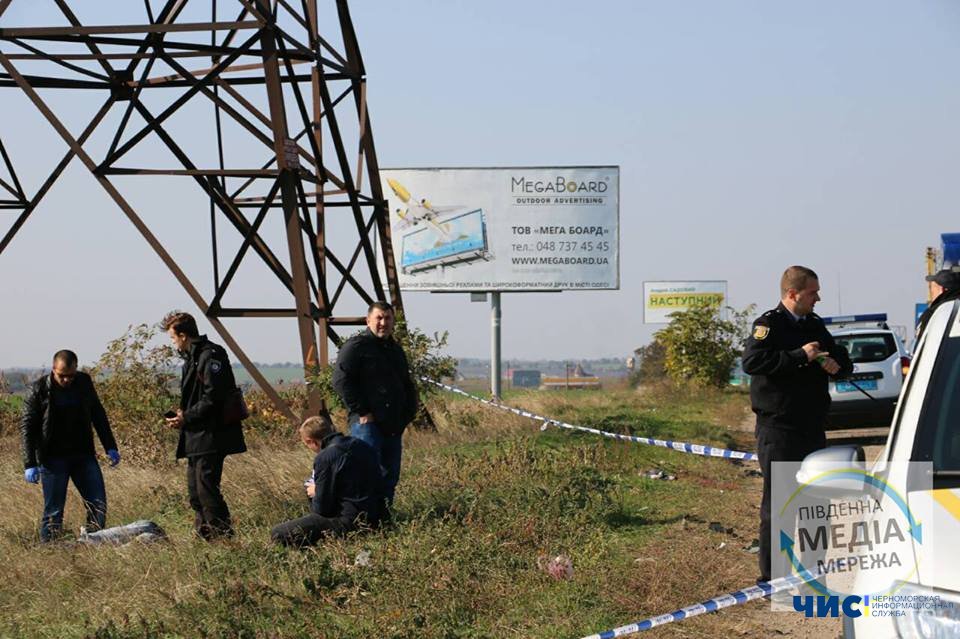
[163,410,177,419]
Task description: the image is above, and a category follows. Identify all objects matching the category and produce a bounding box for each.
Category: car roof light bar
[821,313,888,327]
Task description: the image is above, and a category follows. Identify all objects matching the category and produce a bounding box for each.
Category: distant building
[511,369,542,388]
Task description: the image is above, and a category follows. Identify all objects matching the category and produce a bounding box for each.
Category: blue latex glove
[24,467,40,483]
[107,449,121,467]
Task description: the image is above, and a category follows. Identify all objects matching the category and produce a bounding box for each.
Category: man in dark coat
[916,267,960,340]
[271,415,385,547]
[332,301,417,505]
[20,349,120,541]
[742,265,853,582]
[162,311,246,540]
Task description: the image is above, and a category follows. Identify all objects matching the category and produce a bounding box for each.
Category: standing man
[917,267,960,339]
[742,266,853,582]
[162,311,246,540]
[271,415,385,547]
[20,350,120,541]
[332,301,418,506]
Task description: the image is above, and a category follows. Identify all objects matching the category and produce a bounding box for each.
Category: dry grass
[0,385,804,639]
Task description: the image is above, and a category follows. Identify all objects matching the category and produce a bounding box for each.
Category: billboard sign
[380,167,619,291]
[643,280,727,323]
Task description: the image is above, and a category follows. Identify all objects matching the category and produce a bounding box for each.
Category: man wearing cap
[916,267,960,339]
[742,265,853,583]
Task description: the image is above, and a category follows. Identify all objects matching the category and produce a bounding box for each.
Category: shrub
[654,301,755,388]
[88,323,180,464]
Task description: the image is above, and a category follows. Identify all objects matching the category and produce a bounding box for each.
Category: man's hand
[817,356,841,375]
[358,413,374,425]
[106,449,121,467]
[305,482,316,498]
[24,467,39,484]
[801,341,826,362]
[165,408,184,429]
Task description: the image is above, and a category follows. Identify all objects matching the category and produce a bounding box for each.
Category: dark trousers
[271,513,348,547]
[756,425,826,581]
[186,453,232,539]
[39,455,107,541]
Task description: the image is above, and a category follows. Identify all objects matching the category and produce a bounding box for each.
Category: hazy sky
[2,1,959,368]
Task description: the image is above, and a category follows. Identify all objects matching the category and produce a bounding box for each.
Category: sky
[1,1,959,368]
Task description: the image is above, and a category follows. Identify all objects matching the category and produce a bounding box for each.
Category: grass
[0,383,771,639]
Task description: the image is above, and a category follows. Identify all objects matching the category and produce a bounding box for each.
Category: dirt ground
[721,416,889,639]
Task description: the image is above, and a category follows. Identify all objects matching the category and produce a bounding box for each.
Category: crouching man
[271,415,385,547]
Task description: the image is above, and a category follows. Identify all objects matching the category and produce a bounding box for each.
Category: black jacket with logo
[310,432,385,528]
[19,372,117,469]
[176,336,246,459]
[332,329,418,436]
[742,303,853,432]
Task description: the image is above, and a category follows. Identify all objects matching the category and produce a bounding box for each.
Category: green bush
[654,301,754,388]
[88,323,180,464]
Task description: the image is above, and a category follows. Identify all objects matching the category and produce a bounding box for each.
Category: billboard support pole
[491,291,501,399]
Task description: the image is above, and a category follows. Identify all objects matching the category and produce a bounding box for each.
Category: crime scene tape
[579,573,807,638]
[422,378,758,462]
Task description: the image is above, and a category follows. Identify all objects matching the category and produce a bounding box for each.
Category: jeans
[271,513,347,547]
[350,422,402,505]
[39,455,107,542]
[186,453,233,539]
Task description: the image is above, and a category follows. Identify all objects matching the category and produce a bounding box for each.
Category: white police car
[800,300,960,637]
[824,314,911,428]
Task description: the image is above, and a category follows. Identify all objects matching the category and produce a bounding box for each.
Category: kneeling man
[271,415,385,547]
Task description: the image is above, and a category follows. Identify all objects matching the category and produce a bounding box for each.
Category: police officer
[742,265,853,582]
[162,311,246,540]
[916,267,960,339]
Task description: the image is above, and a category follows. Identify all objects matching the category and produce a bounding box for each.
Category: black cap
[926,268,960,289]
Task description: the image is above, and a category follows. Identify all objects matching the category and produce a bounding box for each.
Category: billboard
[643,280,728,323]
[380,167,619,291]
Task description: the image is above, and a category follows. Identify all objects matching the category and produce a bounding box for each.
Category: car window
[913,332,960,472]
[834,333,897,363]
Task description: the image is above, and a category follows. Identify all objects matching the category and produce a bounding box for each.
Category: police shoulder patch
[753,325,770,340]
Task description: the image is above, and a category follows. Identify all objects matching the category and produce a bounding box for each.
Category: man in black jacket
[742,265,853,582]
[332,301,417,505]
[20,350,121,541]
[271,415,385,547]
[916,267,960,339]
[162,311,246,540]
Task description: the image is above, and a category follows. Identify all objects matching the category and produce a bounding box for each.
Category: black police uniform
[917,287,960,340]
[177,335,246,539]
[742,303,853,581]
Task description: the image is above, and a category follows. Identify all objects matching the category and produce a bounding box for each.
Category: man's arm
[742,318,808,376]
[331,338,370,417]
[821,327,854,379]
[19,382,42,469]
[310,455,335,516]
[398,347,419,425]
[85,375,118,453]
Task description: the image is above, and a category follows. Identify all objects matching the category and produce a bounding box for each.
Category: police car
[823,314,911,428]
[798,300,960,637]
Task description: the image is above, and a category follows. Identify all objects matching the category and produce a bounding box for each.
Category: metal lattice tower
[0,0,402,422]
